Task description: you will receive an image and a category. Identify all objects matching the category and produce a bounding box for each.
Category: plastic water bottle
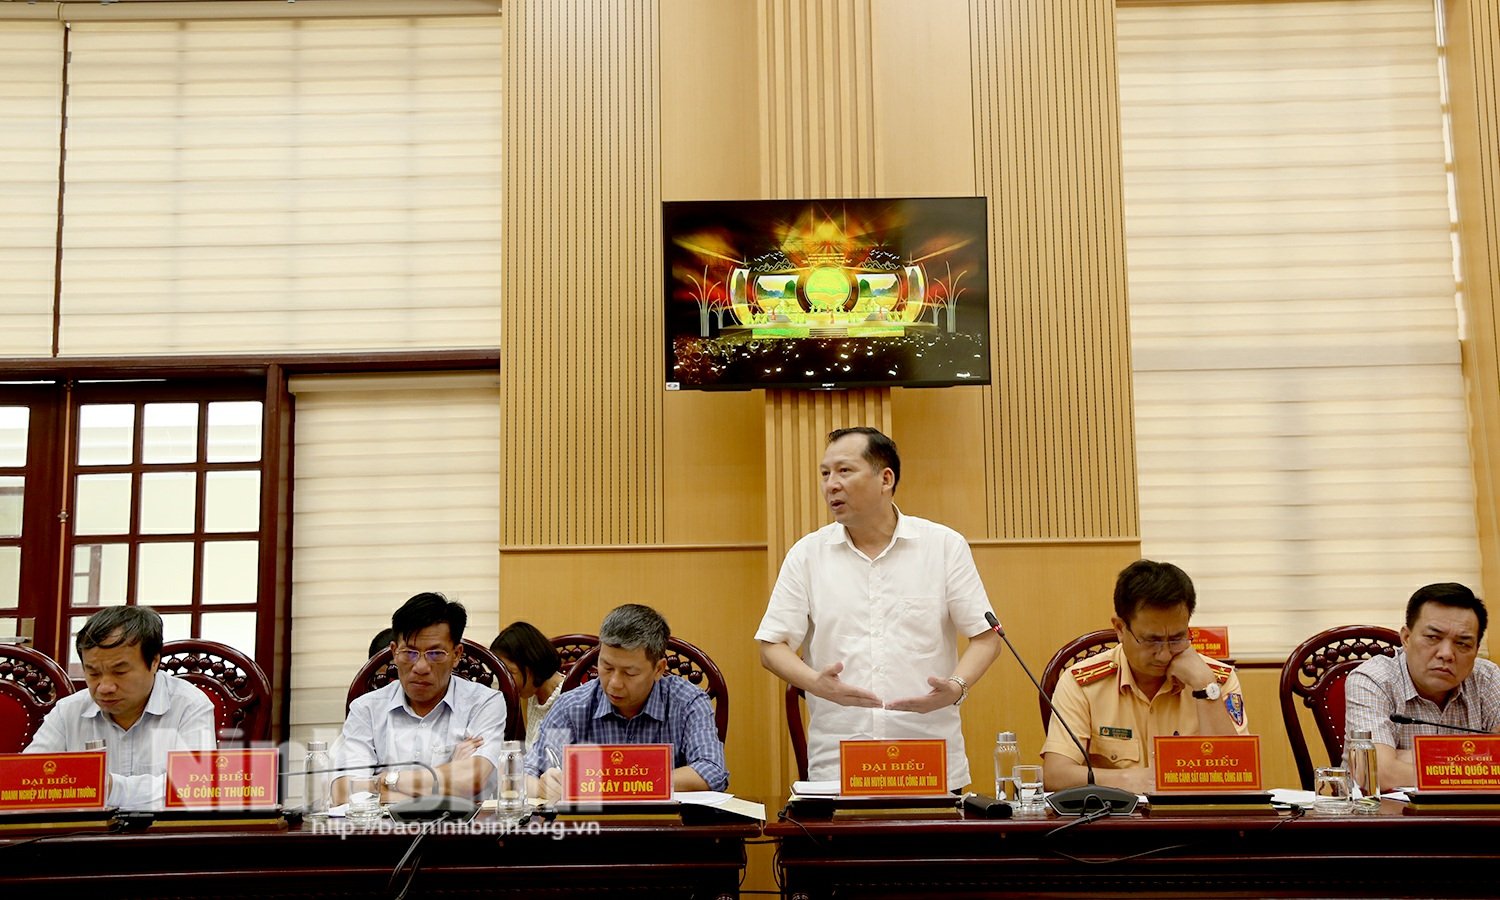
[994,731,1019,801]
[1345,730,1379,814]
[496,740,528,823]
[304,740,331,816]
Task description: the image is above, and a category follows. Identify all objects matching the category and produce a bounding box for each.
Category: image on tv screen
[663,196,991,391]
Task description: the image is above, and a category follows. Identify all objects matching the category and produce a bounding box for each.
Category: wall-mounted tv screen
[663,196,991,391]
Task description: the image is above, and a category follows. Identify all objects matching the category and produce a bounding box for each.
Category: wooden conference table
[0,810,758,899]
[6,799,1498,899]
[766,798,1500,899]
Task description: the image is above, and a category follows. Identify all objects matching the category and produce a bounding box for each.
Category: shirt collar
[389,676,456,718]
[81,669,171,723]
[1395,647,1468,706]
[590,676,668,723]
[827,505,916,555]
[1110,643,1186,697]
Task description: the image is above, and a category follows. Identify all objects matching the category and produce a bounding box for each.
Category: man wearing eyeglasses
[333,592,508,802]
[1042,560,1246,794]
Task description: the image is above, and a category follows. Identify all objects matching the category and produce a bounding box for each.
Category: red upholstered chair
[158,639,272,745]
[561,637,729,743]
[549,633,599,679]
[1279,624,1401,790]
[1038,629,1119,733]
[786,684,809,781]
[346,638,523,742]
[0,644,75,752]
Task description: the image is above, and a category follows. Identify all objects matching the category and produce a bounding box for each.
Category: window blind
[59,15,502,355]
[0,21,64,357]
[287,371,500,746]
[1117,0,1481,658]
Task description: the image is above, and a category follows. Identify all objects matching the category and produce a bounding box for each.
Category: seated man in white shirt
[26,605,216,809]
[335,592,508,803]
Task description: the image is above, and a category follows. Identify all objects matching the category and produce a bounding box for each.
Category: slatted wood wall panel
[968,0,1138,540]
[756,0,892,562]
[1446,0,1500,607]
[757,0,877,199]
[764,390,893,573]
[500,0,663,547]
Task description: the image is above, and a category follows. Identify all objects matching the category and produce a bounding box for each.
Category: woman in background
[491,622,566,747]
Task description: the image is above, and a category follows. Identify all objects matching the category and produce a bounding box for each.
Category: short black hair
[1113,559,1196,623]
[599,604,670,663]
[76,605,163,666]
[1406,582,1487,638]
[827,426,901,491]
[368,628,395,658]
[391,592,467,645]
[491,621,562,685]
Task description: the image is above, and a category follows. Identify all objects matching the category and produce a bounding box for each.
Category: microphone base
[1045,784,1138,817]
[388,795,480,823]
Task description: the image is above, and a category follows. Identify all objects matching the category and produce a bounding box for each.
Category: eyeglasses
[394,648,453,665]
[1125,626,1192,653]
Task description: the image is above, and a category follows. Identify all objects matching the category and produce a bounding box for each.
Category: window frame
[0,349,497,743]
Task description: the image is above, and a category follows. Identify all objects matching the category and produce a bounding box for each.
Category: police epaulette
[1206,658,1233,684]
[1071,659,1117,686]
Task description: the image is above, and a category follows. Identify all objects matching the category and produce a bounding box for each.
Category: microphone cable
[387,815,443,900]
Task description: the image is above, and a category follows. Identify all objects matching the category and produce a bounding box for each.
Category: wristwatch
[947,675,970,706]
[1192,682,1222,701]
[383,771,400,791]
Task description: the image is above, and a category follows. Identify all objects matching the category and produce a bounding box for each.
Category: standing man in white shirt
[756,427,1002,790]
[26,605,216,808]
[335,592,507,802]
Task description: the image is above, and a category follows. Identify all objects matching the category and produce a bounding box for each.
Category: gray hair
[77,605,164,665]
[599,604,670,663]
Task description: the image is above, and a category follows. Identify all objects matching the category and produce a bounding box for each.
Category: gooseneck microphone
[984,611,1138,817]
[1389,712,1492,735]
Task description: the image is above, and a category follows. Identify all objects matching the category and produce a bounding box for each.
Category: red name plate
[165,749,279,808]
[1413,735,1500,791]
[563,744,673,801]
[838,739,947,796]
[1189,626,1230,659]
[1153,735,1262,793]
[0,751,107,811]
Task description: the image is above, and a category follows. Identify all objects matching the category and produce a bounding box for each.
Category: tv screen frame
[662,196,992,392]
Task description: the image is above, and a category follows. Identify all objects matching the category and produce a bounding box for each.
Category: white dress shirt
[26,669,217,809]
[334,675,508,794]
[756,512,995,789]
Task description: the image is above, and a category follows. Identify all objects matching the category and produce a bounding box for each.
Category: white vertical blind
[1118,0,1481,657]
[287,372,500,748]
[0,22,63,357]
[59,16,502,355]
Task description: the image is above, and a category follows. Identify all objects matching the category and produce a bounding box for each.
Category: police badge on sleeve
[1224,692,1245,727]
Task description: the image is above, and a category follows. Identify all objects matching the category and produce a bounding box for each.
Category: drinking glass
[345,774,384,824]
[1012,764,1046,814]
[1313,766,1353,815]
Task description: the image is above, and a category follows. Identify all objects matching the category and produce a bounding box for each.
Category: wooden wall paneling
[1445,0,1500,617]
[961,542,1140,780]
[968,0,1138,541]
[757,0,878,199]
[501,0,664,547]
[497,548,769,800]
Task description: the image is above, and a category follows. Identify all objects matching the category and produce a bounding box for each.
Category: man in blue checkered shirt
[526,604,728,800]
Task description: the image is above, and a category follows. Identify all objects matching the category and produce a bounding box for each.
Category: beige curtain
[58,15,502,355]
[1119,0,1480,657]
[286,371,500,753]
[0,21,64,357]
